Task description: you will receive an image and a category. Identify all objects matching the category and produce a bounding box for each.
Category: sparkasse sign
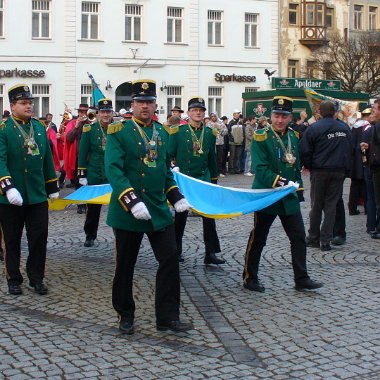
[272,77,341,90]
[0,68,46,78]
[215,73,256,83]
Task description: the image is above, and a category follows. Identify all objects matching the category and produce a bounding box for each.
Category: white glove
[6,188,23,206]
[131,202,152,220]
[174,198,191,213]
[288,181,300,189]
[79,178,88,186]
[49,192,59,201]
[172,166,180,173]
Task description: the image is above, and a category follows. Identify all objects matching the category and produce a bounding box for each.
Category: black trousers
[84,204,102,240]
[216,145,224,174]
[308,171,345,244]
[348,178,366,213]
[243,211,309,283]
[333,197,346,238]
[0,202,48,286]
[112,225,180,323]
[174,210,221,256]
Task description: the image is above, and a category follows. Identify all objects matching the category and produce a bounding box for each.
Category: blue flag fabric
[50,172,297,218]
[87,72,106,108]
[173,172,297,218]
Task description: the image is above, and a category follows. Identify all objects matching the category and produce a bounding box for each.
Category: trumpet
[87,109,97,124]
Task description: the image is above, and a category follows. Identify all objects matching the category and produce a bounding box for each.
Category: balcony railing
[299,25,328,47]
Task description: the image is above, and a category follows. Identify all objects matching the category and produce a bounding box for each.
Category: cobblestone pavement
[0,173,379,380]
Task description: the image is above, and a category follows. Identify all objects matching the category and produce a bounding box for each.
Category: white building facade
[0,0,278,120]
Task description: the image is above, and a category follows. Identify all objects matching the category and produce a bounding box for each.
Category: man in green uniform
[243,96,323,292]
[0,84,59,295]
[105,79,192,335]
[78,98,113,247]
[167,97,225,265]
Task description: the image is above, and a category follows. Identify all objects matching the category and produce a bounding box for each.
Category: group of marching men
[0,80,328,335]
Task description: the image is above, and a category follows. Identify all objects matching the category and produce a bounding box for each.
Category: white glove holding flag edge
[6,188,23,206]
[174,198,191,213]
[49,192,59,201]
[288,181,300,189]
[79,178,88,186]
[131,202,152,220]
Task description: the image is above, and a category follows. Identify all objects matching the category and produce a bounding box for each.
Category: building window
[306,60,316,78]
[369,6,378,30]
[81,84,92,106]
[0,84,4,117]
[326,7,334,28]
[32,84,50,118]
[81,2,99,40]
[245,87,259,93]
[245,13,258,48]
[208,87,222,116]
[306,2,324,26]
[208,10,223,46]
[289,4,299,25]
[166,86,182,115]
[288,59,299,78]
[32,0,50,39]
[0,0,4,38]
[125,4,142,42]
[354,4,363,30]
[167,7,183,43]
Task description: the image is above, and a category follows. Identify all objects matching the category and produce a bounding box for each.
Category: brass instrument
[87,109,97,124]
[59,103,72,135]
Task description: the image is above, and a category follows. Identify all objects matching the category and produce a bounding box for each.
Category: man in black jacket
[299,101,353,251]
[361,99,380,239]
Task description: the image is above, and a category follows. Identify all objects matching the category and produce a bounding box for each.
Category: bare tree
[310,32,380,97]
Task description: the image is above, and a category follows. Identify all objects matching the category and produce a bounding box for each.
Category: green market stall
[243,77,369,119]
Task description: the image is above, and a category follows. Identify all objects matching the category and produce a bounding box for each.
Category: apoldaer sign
[272,77,341,90]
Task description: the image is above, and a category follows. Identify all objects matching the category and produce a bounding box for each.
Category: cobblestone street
[0,174,379,380]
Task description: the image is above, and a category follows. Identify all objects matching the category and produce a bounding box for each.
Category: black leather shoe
[29,282,48,295]
[331,236,346,246]
[156,320,193,332]
[320,244,332,251]
[349,210,360,215]
[8,284,22,295]
[77,205,87,214]
[204,253,226,265]
[371,232,380,239]
[306,238,320,248]
[119,317,134,335]
[0,248,3,261]
[84,238,94,247]
[243,279,265,292]
[295,278,324,291]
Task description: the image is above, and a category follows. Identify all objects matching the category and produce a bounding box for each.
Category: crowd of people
[0,80,379,335]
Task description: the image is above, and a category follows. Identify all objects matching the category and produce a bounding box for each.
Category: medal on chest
[134,120,159,168]
[190,126,204,156]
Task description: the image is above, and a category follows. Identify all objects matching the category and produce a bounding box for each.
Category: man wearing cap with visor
[243,96,323,293]
[105,79,192,334]
[0,84,59,295]
[78,98,114,247]
[168,96,225,265]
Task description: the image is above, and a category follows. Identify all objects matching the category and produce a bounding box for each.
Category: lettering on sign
[215,73,256,83]
[0,69,45,78]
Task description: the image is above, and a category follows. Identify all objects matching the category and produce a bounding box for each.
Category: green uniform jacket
[167,123,218,182]
[78,121,108,185]
[251,126,303,215]
[0,117,58,205]
[105,119,183,232]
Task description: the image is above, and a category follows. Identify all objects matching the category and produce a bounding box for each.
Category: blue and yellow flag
[49,172,297,218]
[87,72,106,108]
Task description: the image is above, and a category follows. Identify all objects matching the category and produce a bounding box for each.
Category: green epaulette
[253,127,268,142]
[82,124,92,133]
[164,125,179,135]
[107,121,124,135]
[288,127,300,140]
